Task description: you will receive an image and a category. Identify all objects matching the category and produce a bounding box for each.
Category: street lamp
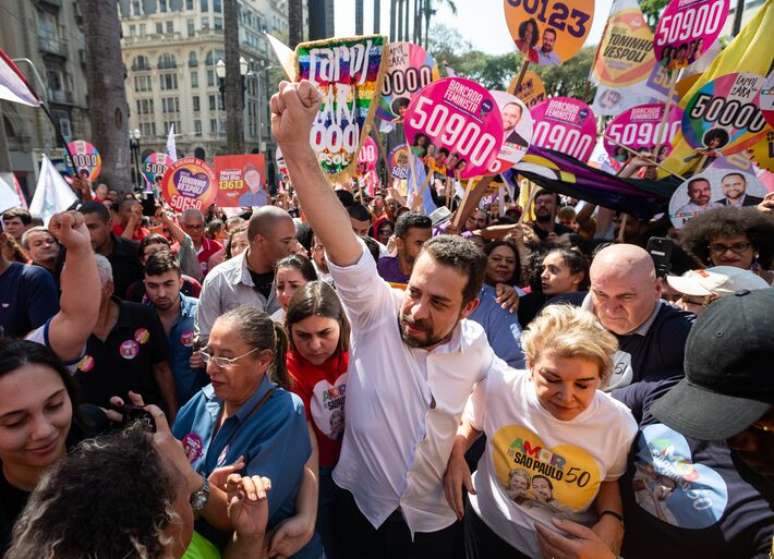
[129,128,142,190]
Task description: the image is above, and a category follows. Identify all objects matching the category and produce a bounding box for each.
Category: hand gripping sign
[653,0,729,71]
[604,103,683,168]
[161,157,217,212]
[682,72,770,156]
[67,140,102,182]
[295,35,388,179]
[530,97,597,162]
[377,41,440,123]
[504,0,594,66]
[403,77,504,180]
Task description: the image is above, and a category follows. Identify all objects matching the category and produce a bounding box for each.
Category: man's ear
[460,297,480,320]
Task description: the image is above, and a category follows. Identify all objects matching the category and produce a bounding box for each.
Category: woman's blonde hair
[521,305,618,386]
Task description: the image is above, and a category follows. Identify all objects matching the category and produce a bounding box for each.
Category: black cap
[651,288,774,440]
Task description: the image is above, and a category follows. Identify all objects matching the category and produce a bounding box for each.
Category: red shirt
[112,223,150,241]
[196,238,223,276]
[287,349,349,469]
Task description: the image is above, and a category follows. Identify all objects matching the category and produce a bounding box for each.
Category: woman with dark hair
[0,339,108,554]
[171,306,322,558]
[285,281,351,557]
[484,240,522,289]
[375,220,394,246]
[271,254,319,323]
[205,219,227,243]
[515,18,539,63]
[679,206,774,284]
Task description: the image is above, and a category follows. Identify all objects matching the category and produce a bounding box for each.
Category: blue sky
[333,0,614,54]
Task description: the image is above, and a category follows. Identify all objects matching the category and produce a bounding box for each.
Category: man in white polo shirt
[271,80,497,558]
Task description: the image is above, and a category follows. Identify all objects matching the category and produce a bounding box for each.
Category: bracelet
[600,509,624,523]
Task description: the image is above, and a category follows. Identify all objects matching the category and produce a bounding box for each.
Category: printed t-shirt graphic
[311,376,347,439]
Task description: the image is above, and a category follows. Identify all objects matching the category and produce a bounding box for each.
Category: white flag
[166,123,178,162]
[0,173,26,213]
[29,155,77,225]
[0,49,41,107]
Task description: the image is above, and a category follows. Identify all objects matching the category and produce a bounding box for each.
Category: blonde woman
[443,305,637,559]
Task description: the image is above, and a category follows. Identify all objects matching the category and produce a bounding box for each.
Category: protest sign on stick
[508,70,546,109]
[67,140,102,182]
[530,97,597,162]
[653,0,729,72]
[142,152,174,193]
[489,91,533,175]
[376,41,440,123]
[161,157,217,212]
[214,154,267,207]
[604,103,683,169]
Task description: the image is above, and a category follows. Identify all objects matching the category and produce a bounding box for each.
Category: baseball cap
[666,266,770,298]
[651,288,774,440]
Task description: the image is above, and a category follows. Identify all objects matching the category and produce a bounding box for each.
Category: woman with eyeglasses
[680,207,774,285]
[171,305,323,558]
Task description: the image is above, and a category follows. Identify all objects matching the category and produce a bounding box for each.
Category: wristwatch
[190,477,210,512]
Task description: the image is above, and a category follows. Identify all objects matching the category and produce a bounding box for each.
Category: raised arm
[46,211,100,361]
[270,81,361,267]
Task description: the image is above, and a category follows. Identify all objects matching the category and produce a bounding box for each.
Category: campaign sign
[530,97,597,162]
[357,136,379,172]
[592,6,655,87]
[67,140,101,181]
[490,91,533,174]
[508,70,547,109]
[275,147,289,183]
[750,131,774,173]
[213,154,266,207]
[604,103,683,167]
[377,42,440,123]
[404,77,503,180]
[682,72,769,155]
[504,0,594,66]
[761,70,774,128]
[161,157,217,212]
[669,161,765,228]
[389,144,411,179]
[296,35,387,178]
[653,0,729,71]
[142,152,174,188]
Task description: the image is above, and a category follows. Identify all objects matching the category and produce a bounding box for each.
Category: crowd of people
[0,79,773,559]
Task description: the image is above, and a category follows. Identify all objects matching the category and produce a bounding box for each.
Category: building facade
[0,0,91,196]
[119,0,304,167]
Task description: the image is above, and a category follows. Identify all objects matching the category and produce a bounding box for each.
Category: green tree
[535,47,597,103]
[640,0,670,28]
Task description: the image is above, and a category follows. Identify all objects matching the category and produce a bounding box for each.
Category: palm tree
[397,0,404,41]
[374,0,381,33]
[288,0,304,49]
[424,0,456,50]
[223,0,243,153]
[356,0,364,34]
[390,0,396,40]
[81,0,131,190]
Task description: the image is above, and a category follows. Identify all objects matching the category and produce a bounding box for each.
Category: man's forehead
[410,253,466,296]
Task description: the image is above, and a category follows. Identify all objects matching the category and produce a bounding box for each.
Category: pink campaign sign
[357,136,379,172]
[604,103,684,168]
[530,97,597,162]
[403,77,503,180]
[653,0,729,71]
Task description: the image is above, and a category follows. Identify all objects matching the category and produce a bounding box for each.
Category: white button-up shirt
[330,245,494,535]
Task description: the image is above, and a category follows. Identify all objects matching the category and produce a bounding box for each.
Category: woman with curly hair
[679,206,774,284]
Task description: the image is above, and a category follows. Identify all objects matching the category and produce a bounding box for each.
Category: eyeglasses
[708,241,752,255]
[200,347,260,368]
[183,223,204,230]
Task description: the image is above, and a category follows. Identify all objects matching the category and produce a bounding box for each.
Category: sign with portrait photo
[213,154,267,207]
[653,0,729,71]
[489,91,533,174]
[160,157,217,212]
[682,72,770,156]
[66,140,102,182]
[530,97,597,162]
[295,34,388,178]
[604,103,683,169]
[376,41,440,123]
[504,0,594,66]
[404,77,504,180]
[142,152,174,191]
[668,160,766,228]
[389,144,411,180]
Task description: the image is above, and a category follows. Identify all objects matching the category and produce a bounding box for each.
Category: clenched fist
[270,80,321,155]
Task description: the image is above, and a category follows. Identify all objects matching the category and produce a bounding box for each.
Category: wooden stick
[604,136,687,182]
[519,182,539,224]
[617,214,628,243]
[514,59,531,94]
[653,68,680,156]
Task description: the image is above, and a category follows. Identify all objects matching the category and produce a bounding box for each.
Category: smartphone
[647,236,674,277]
[141,194,157,217]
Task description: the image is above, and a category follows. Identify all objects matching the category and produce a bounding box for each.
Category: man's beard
[535,211,552,223]
[398,314,447,348]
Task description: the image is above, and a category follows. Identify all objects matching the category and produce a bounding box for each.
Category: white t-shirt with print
[466,364,637,558]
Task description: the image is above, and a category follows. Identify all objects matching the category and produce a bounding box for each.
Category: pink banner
[604,103,683,167]
[403,77,503,179]
[530,97,597,162]
[653,0,729,70]
[357,136,379,172]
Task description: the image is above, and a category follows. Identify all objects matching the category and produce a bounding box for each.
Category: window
[210,118,217,133]
[131,0,142,16]
[208,94,216,111]
[160,73,178,90]
[186,0,194,9]
[133,75,152,92]
[155,22,163,34]
[188,51,198,67]
[194,120,202,136]
[213,0,221,12]
[204,49,223,66]
[187,19,195,37]
[201,0,208,11]
[158,53,177,69]
[132,55,150,71]
[166,21,174,33]
[201,16,209,30]
[193,96,200,111]
[136,98,154,115]
[139,23,146,36]
[159,0,168,12]
[190,71,199,88]
[129,24,136,36]
[214,16,222,31]
[218,95,224,110]
[162,97,180,113]
[207,69,215,87]
[141,122,156,137]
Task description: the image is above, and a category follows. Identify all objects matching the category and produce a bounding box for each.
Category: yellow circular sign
[750,130,774,172]
[508,70,547,108]
[504,0,595,66]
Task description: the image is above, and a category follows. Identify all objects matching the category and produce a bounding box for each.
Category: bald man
[194,206,294,342]
[582,244,694,389]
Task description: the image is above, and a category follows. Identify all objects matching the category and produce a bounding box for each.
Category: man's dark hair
[79,201,111,223]
[721,172,746,185]
[347,203,371,223]
[534,189,558,202]
[422,235,487,305]
[395,212,432,239]
[438,147,450,157]
[360,235,381,263]
[139,233,170,258]
[543,28,557,38]
[2,207,31,225]
[144,250,181,278]
[336,190,356,208]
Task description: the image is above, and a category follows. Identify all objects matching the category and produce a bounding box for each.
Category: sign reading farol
[296,35,387,178]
